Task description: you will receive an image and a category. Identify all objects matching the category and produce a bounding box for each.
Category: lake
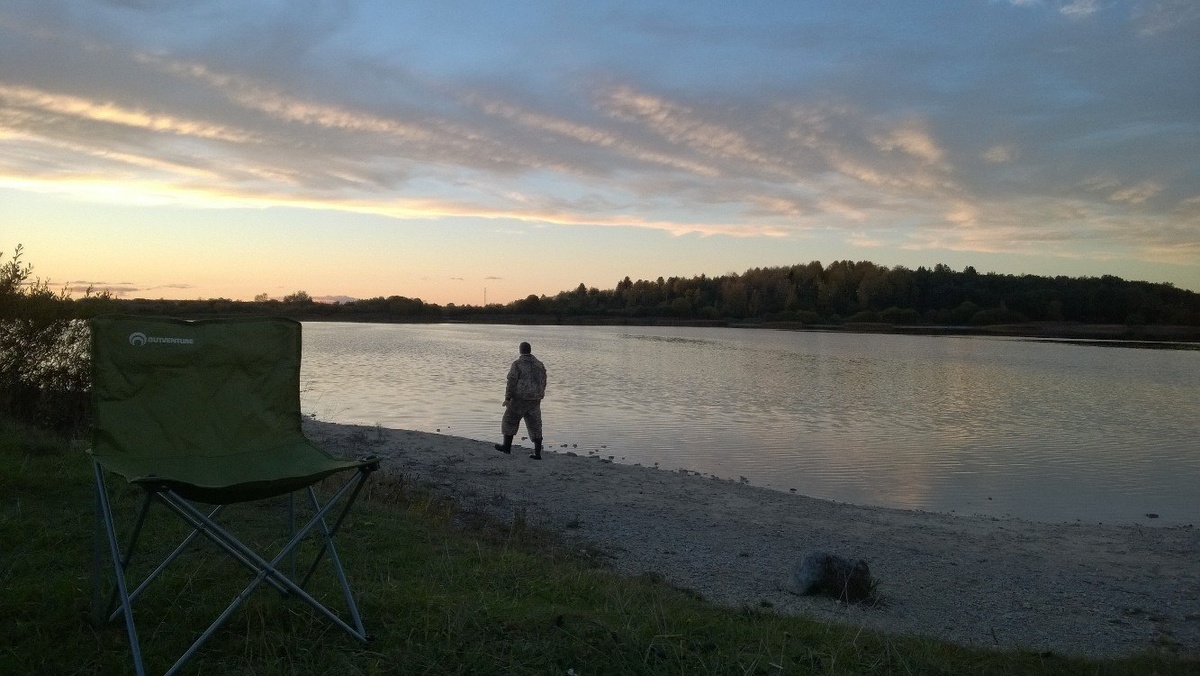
[300,322,1200,526]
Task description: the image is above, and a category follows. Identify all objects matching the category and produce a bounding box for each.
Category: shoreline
[298,316,1200,345]
[306,420,1200,660]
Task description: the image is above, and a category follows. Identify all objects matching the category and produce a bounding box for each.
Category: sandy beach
[305,420,1200,660]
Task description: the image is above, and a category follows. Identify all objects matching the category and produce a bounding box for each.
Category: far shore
[304,315,1200,344]
[306,419,1200,660]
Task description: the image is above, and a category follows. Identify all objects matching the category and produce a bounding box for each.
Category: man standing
[494,341,547,459]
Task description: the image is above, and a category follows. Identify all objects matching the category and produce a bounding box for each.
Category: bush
[0,245,96,433]
[881,306,922,325]
[969,306,1028,326]
[845,309,881,323]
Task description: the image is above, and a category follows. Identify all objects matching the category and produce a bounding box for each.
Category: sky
[1,0,1198,306]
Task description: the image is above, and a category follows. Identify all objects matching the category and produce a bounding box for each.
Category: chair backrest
[91,315,307,467]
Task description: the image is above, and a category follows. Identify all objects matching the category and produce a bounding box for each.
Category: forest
[76,260,1200,330]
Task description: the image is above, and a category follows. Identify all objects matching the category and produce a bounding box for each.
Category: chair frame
[91,462,378,675]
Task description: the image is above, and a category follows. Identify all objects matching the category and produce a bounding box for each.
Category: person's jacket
[506,354,547,401]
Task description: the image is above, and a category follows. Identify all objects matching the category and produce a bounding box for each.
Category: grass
[1,418,1197,675]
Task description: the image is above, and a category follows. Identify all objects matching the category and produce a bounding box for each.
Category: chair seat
[89,440,374,504]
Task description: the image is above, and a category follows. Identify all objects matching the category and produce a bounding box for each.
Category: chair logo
[129,331,194,346]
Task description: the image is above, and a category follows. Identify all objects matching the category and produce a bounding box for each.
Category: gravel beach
[306,420,1200,660]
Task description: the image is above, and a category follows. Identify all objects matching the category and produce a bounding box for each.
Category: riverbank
[309,422,1200,662]
[306,419,1200,660]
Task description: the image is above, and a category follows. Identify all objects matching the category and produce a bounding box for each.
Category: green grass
[1,419,1196,675]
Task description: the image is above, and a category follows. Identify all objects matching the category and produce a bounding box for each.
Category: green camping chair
[87,315,380,676]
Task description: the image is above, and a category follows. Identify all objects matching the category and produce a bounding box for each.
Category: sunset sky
[2,0,1198,305]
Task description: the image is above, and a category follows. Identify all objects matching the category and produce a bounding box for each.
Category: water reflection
[301,322,1200,526]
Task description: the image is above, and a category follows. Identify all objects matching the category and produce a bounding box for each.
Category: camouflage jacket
[505,354,547,401]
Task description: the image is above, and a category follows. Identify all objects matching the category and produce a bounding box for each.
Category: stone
[792,551,874,602]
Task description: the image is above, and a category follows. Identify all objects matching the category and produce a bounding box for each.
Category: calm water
[300,322,1200,526]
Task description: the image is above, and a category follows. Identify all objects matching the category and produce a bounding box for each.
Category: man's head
[519,341,532,355]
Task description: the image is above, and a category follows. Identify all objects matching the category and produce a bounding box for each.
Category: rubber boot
[530,438,542,460]
[494,435,513,454]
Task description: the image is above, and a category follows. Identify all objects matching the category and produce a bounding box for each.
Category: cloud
[846,232,887,248]
[983,145,1019,163]
[0,0,1196,281]
[1133,0,1200,36]
[1060,0,1100,19]
[595,85,777,174]
[871,121,945,166]
[56,280,195,298]
[0,83,253,143]
[2,44,956,237]
[1109,181,1164,205]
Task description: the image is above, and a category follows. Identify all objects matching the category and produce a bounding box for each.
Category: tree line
[520,261,1200,327]
[21,258,1200,329]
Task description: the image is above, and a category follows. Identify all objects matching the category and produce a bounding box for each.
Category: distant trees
[74,291,441,322]
[341,295,440,319]
[489,260,1200,328]
[5,241,1198,342]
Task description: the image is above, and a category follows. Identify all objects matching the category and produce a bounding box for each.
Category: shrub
[969,306,1028,326]
[881,306,922,325]
[845,309,881,323]
[0,245,97,433]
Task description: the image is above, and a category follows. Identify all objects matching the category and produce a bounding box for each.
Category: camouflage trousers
[501,397,543,439]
